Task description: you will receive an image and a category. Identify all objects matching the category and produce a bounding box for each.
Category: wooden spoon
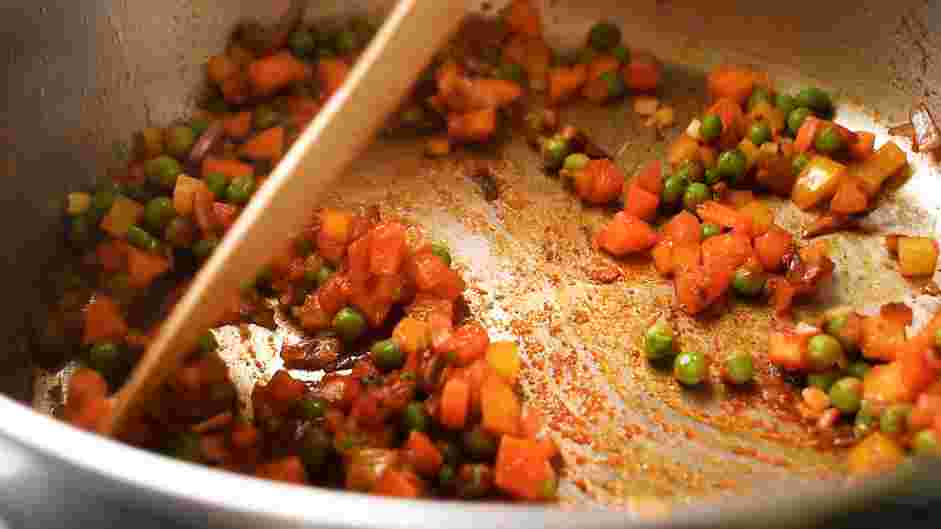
[105,0,468,436]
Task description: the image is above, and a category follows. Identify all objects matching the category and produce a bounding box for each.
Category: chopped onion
[686,119,703,141]
[633,96,660,116]
[912,103,941,153]
[888,122,915,139]
[188,121,224,165]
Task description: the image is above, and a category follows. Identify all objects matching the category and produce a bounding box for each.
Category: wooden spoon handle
[106,0,468,435]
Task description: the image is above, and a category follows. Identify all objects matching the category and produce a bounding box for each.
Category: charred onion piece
[188,121,224,165]
[281,335,343,371]
[912,103,941,153]
[803,214,860,239]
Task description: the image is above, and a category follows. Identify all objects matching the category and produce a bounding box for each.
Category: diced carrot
[442,323,490,367]
[286,95,321,127]
[830,178,868,215]
[900,343,938,397]
[239,126,285,161]
[850,131,876,160]
[634,160,663,195]
[393,318,430,356]
[897,236,939,277]
[847,432,904,475]
[622,53,661,92]
[96,240,128,272]
[83,294,128,344]
[494,435,555,501]
[404,431,443,477]
[547,64,587,105]
[854,142,908,197]
[520,407,544,439]
[791,156,846,210]
[68,368,109,405]
[754,228,793,272]
[373,469,422,498]
[674,269,706,315]
[738,200,773,236]
[594,212,658,256]
[486,341,521,383]
[722,190,755,209]
[317,58,350,99]
[207,54,239,85]
[440,378,470,429]
[863,361,913,405]
[662,211,701,245]
[220,73,250,105]
[701,232,753,272]
[345,234,372,285]
[447,108,497,143]
[211,202,239,230]
[708,65,756,105]
[652,240,673,276]
[481,376,521,436]
[247,51,309,97]
[768,276,797,317]
[223,111,252,139]
[706,98,746,149]
[667,134,701,166]
[173,174,208,218]
[768,328,809,370]
[201,157,253,181]
[697,201,752,236]
[623,182,660,222]
[65,396,112,433]
[504,0,542,37]
[368,222,407,276]
[794,117,821,153]
[573,159,624,205]
[860,304,911,361]
[100,196,144,238]
[125,246,170,289]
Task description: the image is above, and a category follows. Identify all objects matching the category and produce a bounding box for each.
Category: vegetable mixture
[50,0,940,503]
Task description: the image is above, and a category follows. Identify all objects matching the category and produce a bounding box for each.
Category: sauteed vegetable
[50,0,940,503]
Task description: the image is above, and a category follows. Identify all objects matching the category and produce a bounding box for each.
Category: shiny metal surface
[1,0,940,527]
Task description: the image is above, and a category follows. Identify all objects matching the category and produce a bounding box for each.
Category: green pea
[253,104,280,130]
[829,377,862,414]
[913,429,941,456]
[126,225,160,252]
[88,341,121,375]
[289,29,317,58]
[587,21,621,51]
[880,404,912,435]
[198,332,218,353]
[541,135,571,170]
[775,93,797,117]
[717,149,747,186]
[204,172,228,199]
[166,126,196,159]
[427,241,452,268]
[371,339,403,371]
[747,87,773,111]
[661,174,688,206]
[732,267,766,297]
[806,334,844,372]
[683,182,710,211]
[463,426,497,460]
[402,401,428,433]
[934,327,941,350]
[563,153,590,172]
[144,196,176,232]
[701,223,721,240]
[333,306,366,342]
[192,237,219,260]
[673,351,707,386]
[847,361,871,379]
[815,125,844,155]
[300,426,332,470]
[496,62,525,83]
[144,155,182,189]
[226,174,256,204]
[748,121,773,146]
[190,118,211,138]
[795,87,833,115]
[438,465,456,487]
[724,352,754,385]
[700,114,723,142]
[807,371,841,392]
[297,397,327,420]
[787,107,813,136]
[854,406,877,438]
[69,215,92,245]
[334,29,358,55]
[93,188,117,214]
[792,153,811,176]
[611,45,629,63]
[600,70,626,99]
[703,167,722,185]
[644,320,674,360]
[315,264,335,286]
[675,159,704,183]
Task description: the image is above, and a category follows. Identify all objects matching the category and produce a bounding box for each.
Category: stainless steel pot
[1,0,939,527]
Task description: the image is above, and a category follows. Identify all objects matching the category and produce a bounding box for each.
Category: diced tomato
[409,251,451,292]
[900,343,939,397]
[697,201,752,236]
[369,222,407,276]
[96,240,129,272]
[346,234,372,284]
[594,212,658,256]
[830,179,868,215]
[768,328,810,370]
[319,374,362,411]
[652,240,674,276]
[223,111,252,139]
[211,202,239,231]
[634,160,663,195]
[573,159,624,205]
[794,117,821,153]
[239,126,285,161]
[661,211,702,245]
[125,246,171,289]
[754,228,793,272]
[623,182,660,222]
[83,294,128,345]
[248,51,309,97]
[494,435,555,501]
[708,65,756,105]
[440,378,470,429]
[863,361,913,405]
[317,274,352,315]
[622,52,661,92]
[441,323,490,367]
[404,431,443,477]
